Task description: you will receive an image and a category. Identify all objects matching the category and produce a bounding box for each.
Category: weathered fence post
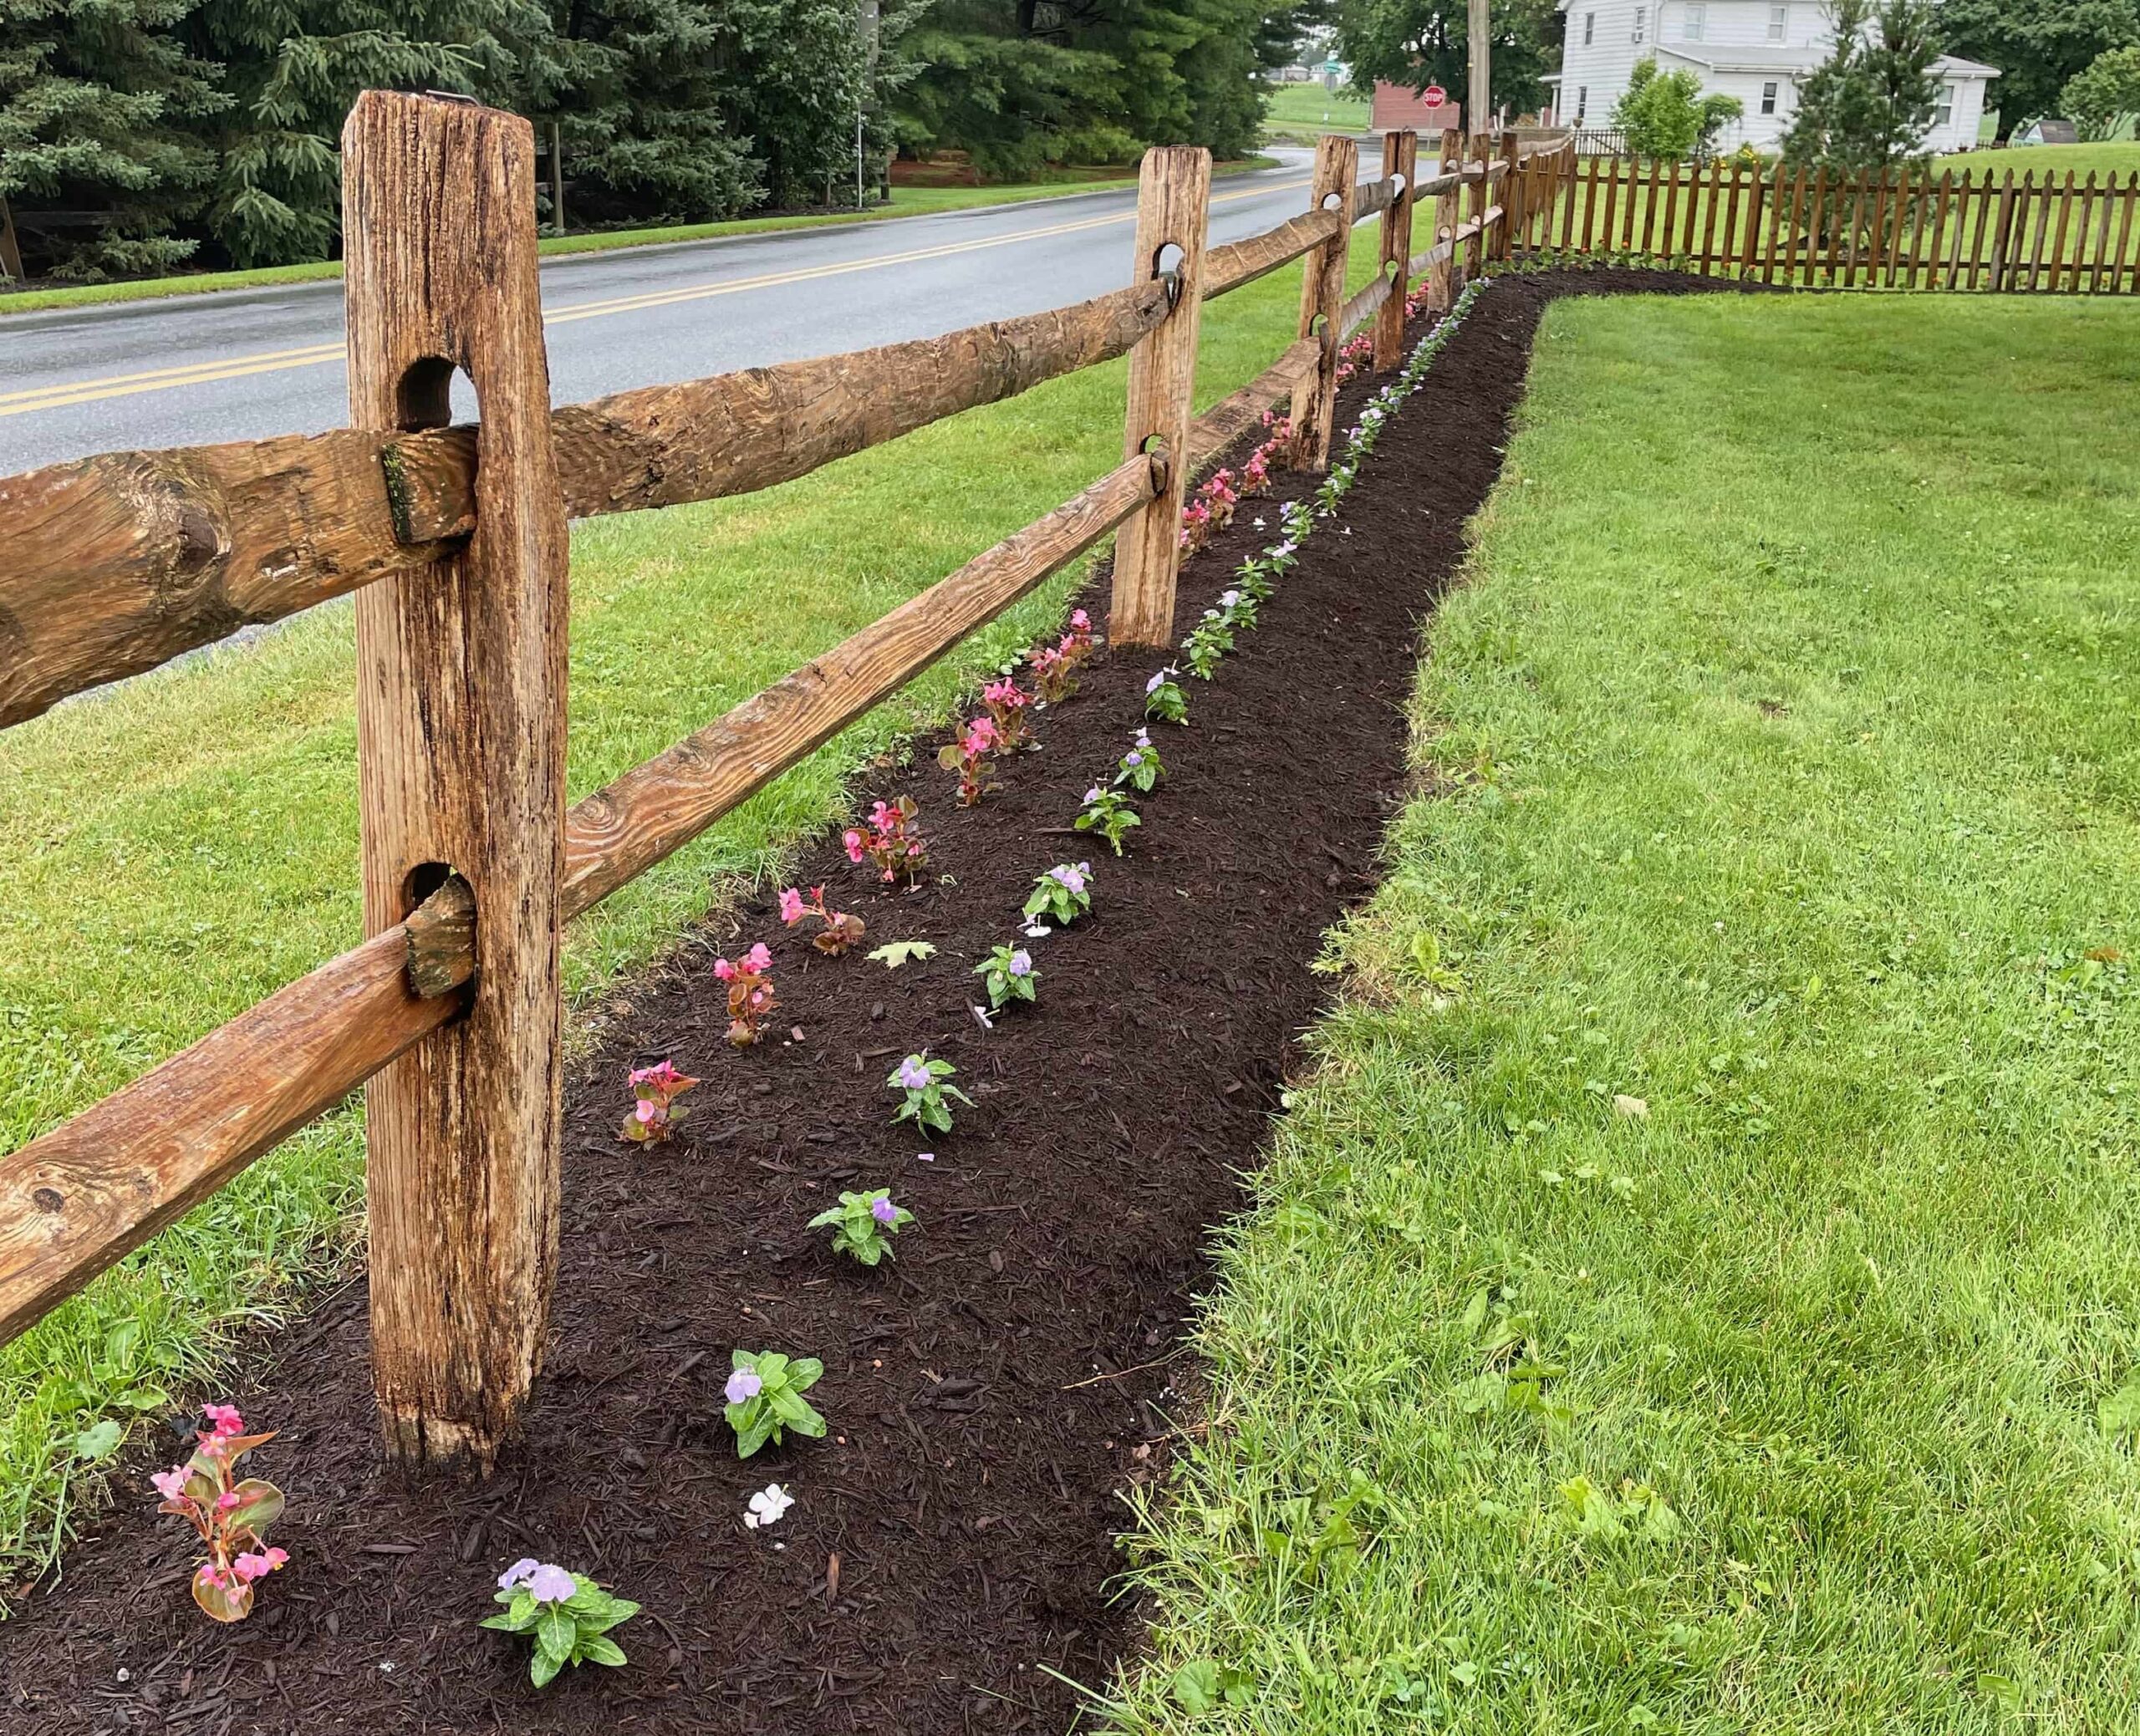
[1373,129,1419,373]
[343,91,570,1470]
[1109,144,1210,649]
[1431,127,1461,309]
[1290,133,1358,472]
[1465,131,1490,280]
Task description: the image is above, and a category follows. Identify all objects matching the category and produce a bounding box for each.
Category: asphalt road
[0,150,1338,475]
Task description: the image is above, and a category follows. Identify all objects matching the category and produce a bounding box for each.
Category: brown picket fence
[0,94,1569,1472]
[1510,154,2140,293]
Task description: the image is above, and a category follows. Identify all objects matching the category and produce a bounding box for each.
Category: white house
[1543,3,1999,154]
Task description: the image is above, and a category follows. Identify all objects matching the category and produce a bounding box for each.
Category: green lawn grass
[1265,81,1373,139]
[1943,141,2140,182]
[1114,291,2140,1731]
[0,169,1266,318]
[0,240,1378,1594]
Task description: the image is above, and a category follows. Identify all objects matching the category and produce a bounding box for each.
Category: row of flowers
[142,280,1494,1690]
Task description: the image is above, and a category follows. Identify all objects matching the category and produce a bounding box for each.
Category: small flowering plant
[779,884,864,955]
[981,676,1034,750]
[1115,729,1166,793]
[1234,557,1277,603]
[973,944,1038,1011]
[483,1559,639,1688]
[713,942,777,1047]
[151,1403,288,1623]
[1144,666,1190,725]
[845,795,929,884]
[808,1189,914,1265]
[1181,608,1235,680]
[724,1350,828,1458]
[935,714,1001,807]
[1076,783,1141,855]
[1216,584,1259,632]
[1030,609,1098,703]
[620,1059,699,1143]
[1024,862,1094,926]
[1280,500,1313,541]
[888,1053,973,1134]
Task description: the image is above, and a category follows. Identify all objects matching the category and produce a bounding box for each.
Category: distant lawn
[1118,292,2140,1730]
[0,238,1378,1595]
[1265,80,1372,139]
[1944,140,2140,182]
[0,170,1264,318]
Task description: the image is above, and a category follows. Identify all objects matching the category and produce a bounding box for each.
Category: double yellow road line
[1,178,1307,422]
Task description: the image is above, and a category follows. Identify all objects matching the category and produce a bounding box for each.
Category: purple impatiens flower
[870,1196,899,1227]
[896,1056,931,1092]
[725,1368,763,1405]
[1049,863,1088,894]
[527,1564,577,1604]
[1007,949,1032,977]
[1083,784,1103,806]
[498,1557,540,1591]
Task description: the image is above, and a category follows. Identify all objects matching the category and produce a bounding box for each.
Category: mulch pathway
[2,267,1729,1733]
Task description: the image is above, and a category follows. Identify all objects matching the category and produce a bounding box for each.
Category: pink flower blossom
[202,1403,244,1438]
[232,1547,288,1583]
[714,956,736,981]
[843,829,866,863]
[745,943,772,972]
[778,887,806,925]
[151,1467,189,1502]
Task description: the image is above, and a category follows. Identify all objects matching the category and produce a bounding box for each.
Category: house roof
[1656,45,2000,79]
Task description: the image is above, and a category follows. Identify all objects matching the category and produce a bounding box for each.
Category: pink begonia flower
[844,829,866,863]
[217,1490,241,1512]
[714,957,736,981]
[726,1368,763,1405]
[202,1403,244,1438]
[232,1547,288,1582]
[745,943,772,973]
[151,1467,189,1502]
[778,888,806,925]
[1070,609,1090,631]
[635,1100,658,1125]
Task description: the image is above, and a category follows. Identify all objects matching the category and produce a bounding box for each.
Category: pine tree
[1783,0,1944,173]
[0,0,224,279]
[180,0,532,266]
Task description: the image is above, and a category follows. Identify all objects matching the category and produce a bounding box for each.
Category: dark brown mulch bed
[1,268,1727,1733]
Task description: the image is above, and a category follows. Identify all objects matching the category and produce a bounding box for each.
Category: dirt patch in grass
[0,268,1725,1733]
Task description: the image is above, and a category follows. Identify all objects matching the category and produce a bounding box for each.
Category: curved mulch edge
[0,269,1724,1734]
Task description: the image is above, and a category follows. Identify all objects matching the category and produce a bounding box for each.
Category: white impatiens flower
[744,1484,795,1529]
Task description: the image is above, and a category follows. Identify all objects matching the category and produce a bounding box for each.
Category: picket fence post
[343,90,571,1470]
[1108,145,1210,649]
[1374,129,1419,373]
[1291,133,1358,471]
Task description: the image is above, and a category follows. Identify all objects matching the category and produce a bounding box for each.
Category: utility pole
[857,0,880,211]
[1468,0,1490,141]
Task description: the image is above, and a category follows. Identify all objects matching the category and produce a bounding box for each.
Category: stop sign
[1422,84,1448,110]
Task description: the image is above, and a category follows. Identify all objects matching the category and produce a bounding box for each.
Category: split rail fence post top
[1108,144,1210,649]
[1373,130,1419,373]
[1431,128,1461,311]
[343,90,569,1472]
[1291,133,1358,473]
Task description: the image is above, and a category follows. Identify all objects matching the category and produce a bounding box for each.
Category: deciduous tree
[1934,0,2139,141]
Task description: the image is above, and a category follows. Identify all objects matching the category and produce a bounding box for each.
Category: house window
[1683,3,1705,42]
[1632,7,1646,43]
[1760,81,1779,115]
[1577,85,1588,120]
[1934,84,1955,128]
[1767,3,1787,40]
[1583,11,1595,45]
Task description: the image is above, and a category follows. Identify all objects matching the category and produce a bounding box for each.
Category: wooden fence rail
[1511,155,2140,293]
[0,99,1529,1467]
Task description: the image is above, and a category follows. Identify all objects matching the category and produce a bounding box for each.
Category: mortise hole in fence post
[343,90,571,1473]
[1374,130,1418,373]
[1108,145,1210,650]
[1292,133,1358,473]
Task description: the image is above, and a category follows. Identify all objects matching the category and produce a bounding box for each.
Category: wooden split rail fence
[0,94,1555,1469]
[1503,152,2140,293]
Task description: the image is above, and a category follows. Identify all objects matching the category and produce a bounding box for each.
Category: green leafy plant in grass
[808,1189,913,1265]
[722,1351,827,1457]
[888,1054,972,1133]
[483,1560,639,1688]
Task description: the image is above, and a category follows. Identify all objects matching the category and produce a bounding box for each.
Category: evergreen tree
[180,0,530,266]
[0,0,224,278]
[1781,0,1942,172]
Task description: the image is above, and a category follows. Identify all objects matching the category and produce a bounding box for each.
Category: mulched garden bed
[2,267,1728,1733]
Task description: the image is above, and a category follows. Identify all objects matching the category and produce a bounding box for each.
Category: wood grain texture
[1429,130,1461,313]
[1352,175,1401,222]
[1201,208,1341,302]
[344,91,569,1471]
[1339,272,1394,340]
[0,929,457,1344]
[1185,337,1318,469]
[563,454,1159,914]
[1292,134,1358,471]
[1374,130,1419,371]
[0,277,1170,728]
[1108,146,1210,649]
